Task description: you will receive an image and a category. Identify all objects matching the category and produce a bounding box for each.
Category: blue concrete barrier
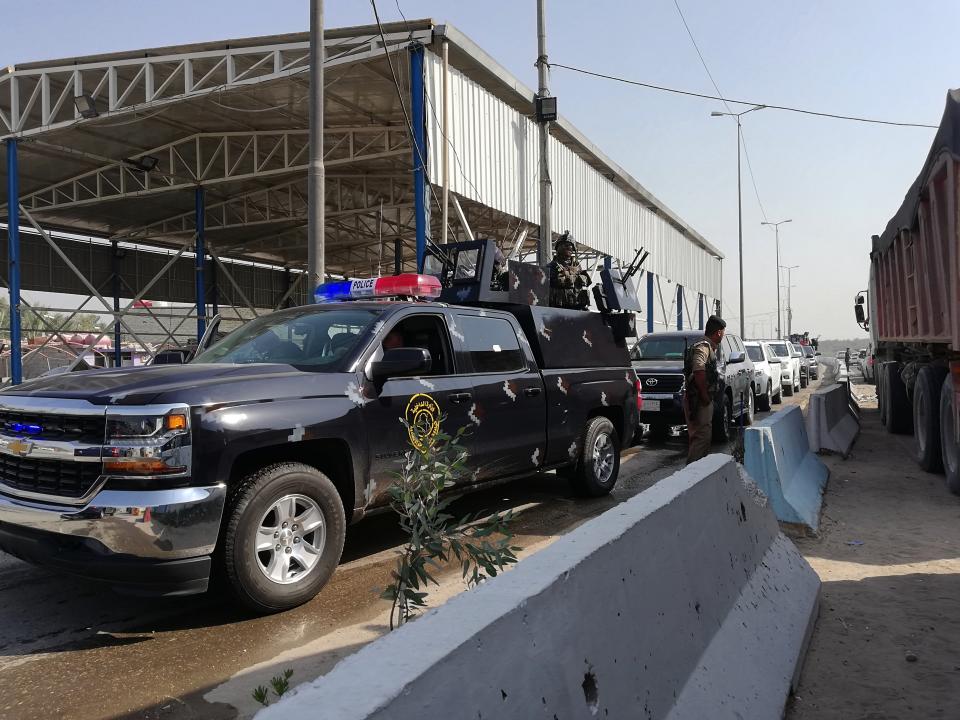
[744,405,830,532]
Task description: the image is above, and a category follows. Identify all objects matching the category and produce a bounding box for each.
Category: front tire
[883,362,913,435]
[571,417,621,497]
[784,378,795,397]
[758,381,772,412]
[223,462,346,613]
[712,395,732,442]
[743,387,755,426]
[800,372,808,389]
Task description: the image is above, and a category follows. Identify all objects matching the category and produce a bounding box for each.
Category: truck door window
[456,315,526,373]
[386,315,453,376]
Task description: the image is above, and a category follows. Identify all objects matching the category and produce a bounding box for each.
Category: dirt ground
[787,380,960,719]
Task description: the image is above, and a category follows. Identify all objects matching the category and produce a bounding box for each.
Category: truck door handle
[523,387,542,397]
[449,392,472,404]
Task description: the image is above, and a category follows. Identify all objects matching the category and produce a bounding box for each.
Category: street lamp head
[710,111,725,117]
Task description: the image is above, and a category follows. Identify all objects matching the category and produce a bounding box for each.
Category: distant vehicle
[854,89,959,493]
[631,330,754,441]
[745,341,783,410]
[150,348,193,365]
[802,344,820,381]
[767,340,801,396]
[791,343,809,388]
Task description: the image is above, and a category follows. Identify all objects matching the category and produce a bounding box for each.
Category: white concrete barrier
[257,455,820,720]
[807,383,860,457]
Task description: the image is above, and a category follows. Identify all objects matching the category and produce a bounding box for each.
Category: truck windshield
[746,345,763,362]
[769,343,790,358]
[192,307,382,369]
[631,336,688,361]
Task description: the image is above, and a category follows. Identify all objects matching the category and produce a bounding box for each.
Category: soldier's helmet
[555,232,576,252]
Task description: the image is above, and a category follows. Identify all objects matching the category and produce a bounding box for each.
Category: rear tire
[913,366,948,472]
[883,362,913,435]
[941,376,960,495]
[758,382,772,412]
[571,417,621,497]
[223,462,346,614]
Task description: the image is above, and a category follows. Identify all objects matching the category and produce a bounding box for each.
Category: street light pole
[712,105,766,339]
[761,218,792,339]
[780,264,798,337]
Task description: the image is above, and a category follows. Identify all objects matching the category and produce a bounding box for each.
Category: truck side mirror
[370,347,432,383]
[727,351,746,364]
[854,304,866,324]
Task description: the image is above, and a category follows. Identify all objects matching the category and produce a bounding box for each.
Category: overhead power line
[671,0,768,221]
[549,63,939,129]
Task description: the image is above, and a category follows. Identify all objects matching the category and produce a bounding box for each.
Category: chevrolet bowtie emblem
[7,439,33,457]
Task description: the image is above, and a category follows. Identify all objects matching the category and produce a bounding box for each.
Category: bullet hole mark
[739,501,747,522]
[501,689,507,701]
[582,670,599,715]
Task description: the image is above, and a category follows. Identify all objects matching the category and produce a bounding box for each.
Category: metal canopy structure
[1,18,722,383]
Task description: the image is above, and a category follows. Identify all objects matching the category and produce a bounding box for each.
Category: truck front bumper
[0,484,226,596]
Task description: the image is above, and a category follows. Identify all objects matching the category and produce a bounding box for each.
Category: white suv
[745,341,783,410]
[766,340,801,396]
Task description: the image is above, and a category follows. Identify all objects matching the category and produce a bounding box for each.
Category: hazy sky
[4,1,958,338]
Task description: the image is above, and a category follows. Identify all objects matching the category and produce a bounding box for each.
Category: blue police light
[8,422,42,435]
[314,274,442,303]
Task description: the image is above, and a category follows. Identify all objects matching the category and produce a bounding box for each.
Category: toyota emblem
[645,378,658,387]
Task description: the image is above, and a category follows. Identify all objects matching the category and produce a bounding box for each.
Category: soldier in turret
[546,232,591,310]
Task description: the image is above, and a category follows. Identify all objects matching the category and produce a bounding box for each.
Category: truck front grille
[0,455,102,499]
[0,410,105,445]
[638,374,684,394]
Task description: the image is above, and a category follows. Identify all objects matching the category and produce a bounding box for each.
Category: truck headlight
[103,410,191,475]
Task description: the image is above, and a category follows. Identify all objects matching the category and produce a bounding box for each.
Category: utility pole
[761,218,791,339]
[711,105,765,338]
[307,0,325,298]
[535,0,553,267]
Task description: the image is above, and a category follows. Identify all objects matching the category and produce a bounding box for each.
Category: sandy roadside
[787,383,960,719]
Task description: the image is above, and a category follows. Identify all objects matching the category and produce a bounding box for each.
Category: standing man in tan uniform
[684,315,726,464]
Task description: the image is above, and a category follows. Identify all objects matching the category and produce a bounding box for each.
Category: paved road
[0,376,819,719]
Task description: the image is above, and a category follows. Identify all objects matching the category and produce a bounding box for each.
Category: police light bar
[314,274,442,303]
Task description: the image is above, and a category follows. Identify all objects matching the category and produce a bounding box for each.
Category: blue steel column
[409,43,428,271]
[111,240,122,367]
[646,271,654,333]
[6,140,22,385]
[195,188,206,341]
[698,293,705,330]
[676,285,683,330]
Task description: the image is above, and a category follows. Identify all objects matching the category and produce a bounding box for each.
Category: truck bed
[872,90,960,351]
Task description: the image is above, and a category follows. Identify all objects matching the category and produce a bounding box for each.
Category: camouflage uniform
[684,337,720,464]
[547,257,589,310]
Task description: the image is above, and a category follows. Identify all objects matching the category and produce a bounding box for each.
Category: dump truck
[855,90,960,493]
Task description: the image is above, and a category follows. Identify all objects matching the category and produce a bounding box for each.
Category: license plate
[645,400,661,411]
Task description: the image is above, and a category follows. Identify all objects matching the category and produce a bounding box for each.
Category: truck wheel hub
[255,493,327,585]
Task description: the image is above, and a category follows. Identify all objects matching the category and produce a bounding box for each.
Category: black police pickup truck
[0,266,638,612]
[631,330,755,441]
